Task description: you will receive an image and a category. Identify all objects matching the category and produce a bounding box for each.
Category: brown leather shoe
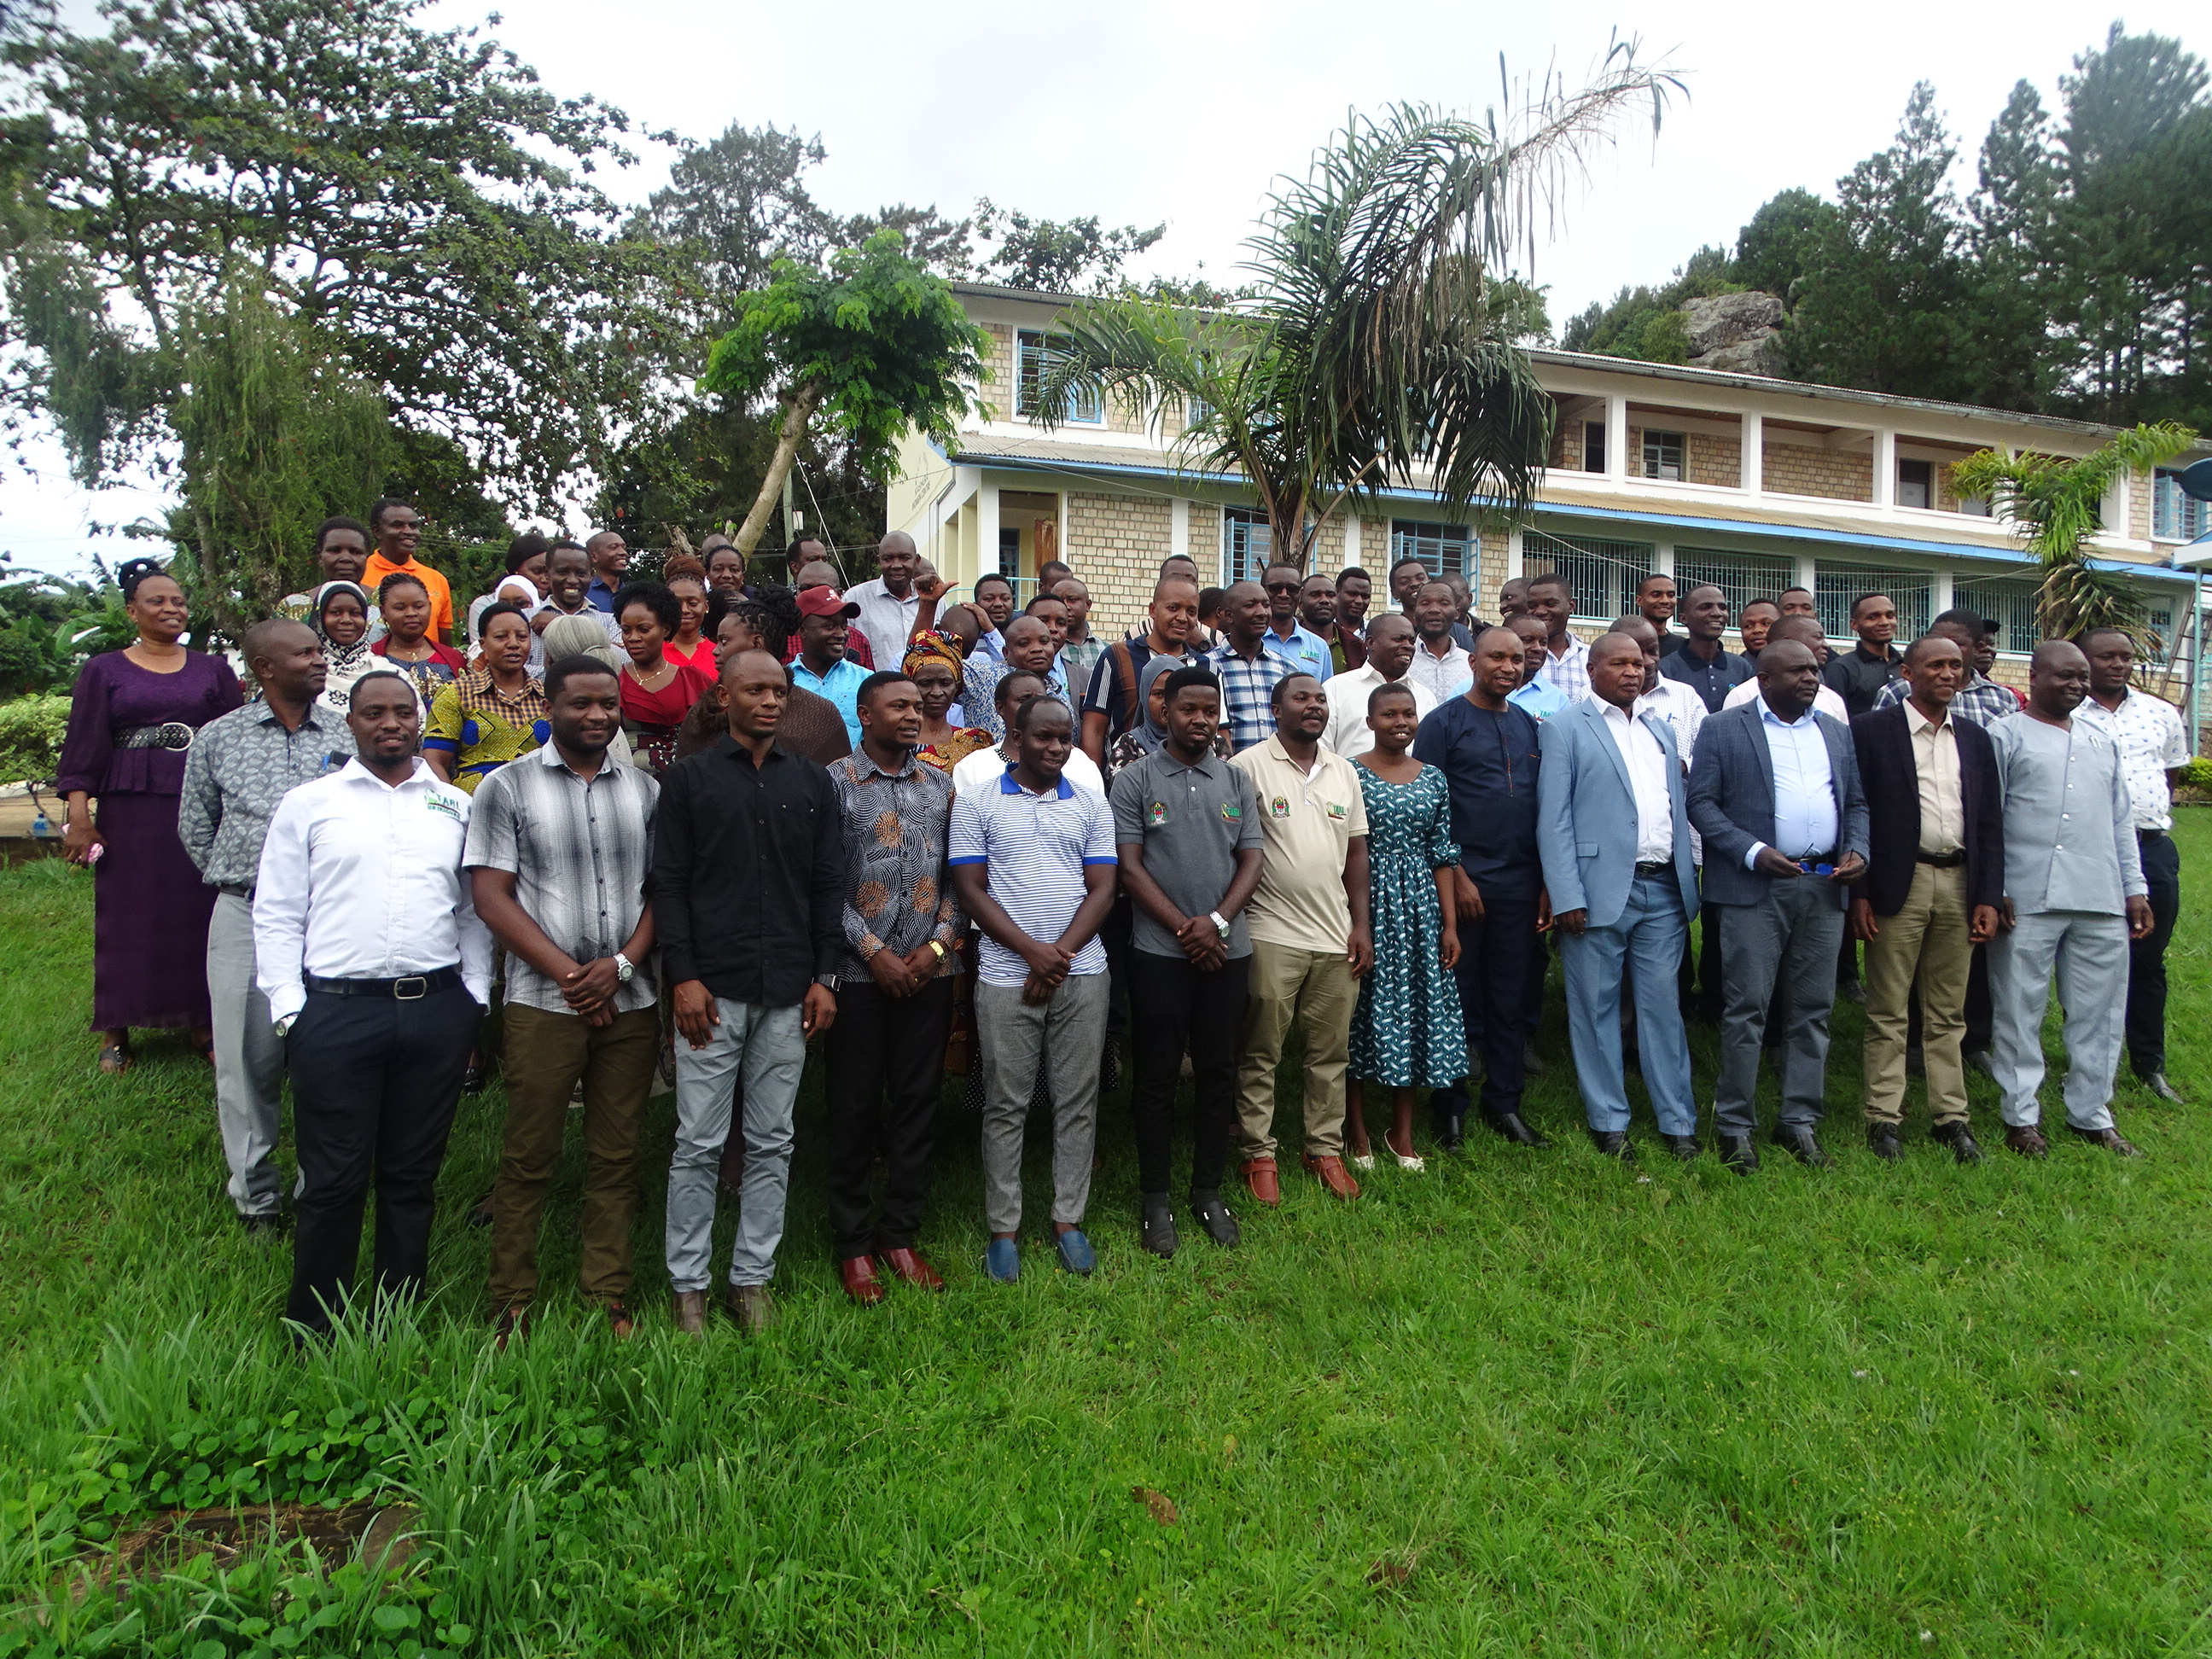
[2005,1124,2050,1159]
[492,1303,531,1351]
[604,1301,637,1340]
[2066,1124,2142,1156]
[671,1289,707,1336]
[725,1284,777,1334]
[840,1255,886,1307]
[879,1248,945,1291]
[1240,1157,1281,1207]
[1302,1153,1361,1200]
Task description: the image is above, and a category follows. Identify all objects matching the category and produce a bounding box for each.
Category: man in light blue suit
[1539,633,1703,1162]
[1687,639,1870,1173]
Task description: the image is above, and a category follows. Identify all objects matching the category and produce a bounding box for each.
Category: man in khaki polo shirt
[1231,672,1374,1203]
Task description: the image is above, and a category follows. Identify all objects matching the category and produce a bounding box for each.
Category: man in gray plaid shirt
[1205,581,1293,754]
[1870,608,2024,730]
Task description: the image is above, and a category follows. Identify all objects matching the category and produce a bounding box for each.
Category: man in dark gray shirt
[1107,667,1265,1257]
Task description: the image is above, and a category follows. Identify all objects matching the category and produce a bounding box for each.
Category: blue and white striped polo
[947,768,1118,987]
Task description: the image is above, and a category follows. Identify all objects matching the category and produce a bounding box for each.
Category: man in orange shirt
[362,498,456,644]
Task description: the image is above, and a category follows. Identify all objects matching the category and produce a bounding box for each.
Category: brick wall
[1067,492,1173,637]
[1763,440,1872,502]
[2129,472,2151,541]
[981,323,1015,421]
[1686,434,1741,489]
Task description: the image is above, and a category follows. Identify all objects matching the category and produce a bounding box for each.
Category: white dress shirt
[1723,673,1848,726]
[1636,675,1707,765]
[1321,665,1436,758]
[1403,637,1472,703]
[2075,687,2189,831]
[253,757,494,1024]
[1603,701,1674,862]
[844,576,923,665]
[952,743,1105,797]
[1746,703,1840,868]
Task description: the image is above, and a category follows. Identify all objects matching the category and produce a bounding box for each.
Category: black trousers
[1679,900,1724,1018]
[1963,944,1993,1054]
[1127,949,1249,1196]
[285,982,480,1336]
[1432,892,1538,1121]
[824,976,954,1260]
[2128,829,2181,1076]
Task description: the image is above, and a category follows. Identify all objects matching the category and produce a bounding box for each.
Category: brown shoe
[671,1289,707,1336]
[878,1247,945,1291]
[2005,1124,2050,1159]
[492,1303,531,1351]
[604,1301,637,1340]
[839,1255,886,1307]
[725,1284,777,1335]
[1240,1157,1281,1207]
[2066,1124,2142,1157]
[1302,1153,1361,1200]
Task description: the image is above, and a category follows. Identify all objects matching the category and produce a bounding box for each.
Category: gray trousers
[665,998,806,1290]
[1714,882,1847,1134]
[1989,910,2128,1132]
[208,891,288,1216]
[977,972,1108,1234]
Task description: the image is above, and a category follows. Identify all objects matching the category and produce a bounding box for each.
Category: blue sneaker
[984,1237,1020,1283]
[1055,1229,1097,1275]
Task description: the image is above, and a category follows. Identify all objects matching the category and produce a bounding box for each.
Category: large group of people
[52,511,2191,1341]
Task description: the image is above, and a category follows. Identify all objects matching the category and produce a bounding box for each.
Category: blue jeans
[665,998,806,1290]
[1563,872,1697,1136]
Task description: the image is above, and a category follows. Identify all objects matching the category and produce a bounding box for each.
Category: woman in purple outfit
[56,560,242,1074]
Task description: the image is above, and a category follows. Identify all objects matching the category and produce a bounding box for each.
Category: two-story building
[888,281,2209,726]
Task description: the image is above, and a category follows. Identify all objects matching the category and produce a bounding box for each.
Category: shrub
[2178,756,2212,793]
[0,694,70,784]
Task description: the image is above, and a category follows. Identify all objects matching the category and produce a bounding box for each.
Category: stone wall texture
[1763,440,1873,501]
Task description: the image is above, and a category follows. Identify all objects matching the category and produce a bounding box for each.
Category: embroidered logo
[1325,800,1347,821]
[1148,800,1168,825]
[1220,802,1242,823]
[424,794,462,824]
[1270,795,1290,819]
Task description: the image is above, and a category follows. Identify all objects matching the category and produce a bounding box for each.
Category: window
[1641,430,1685,481]
[2145,602,2177,663]
[1222,508,1272,585]
[1524,530,1651,622]
[997,527,1022,581]
[1672,549,1796,624]
[1897,457,1933,510]
[1952,576,2039,657]
[1389,520,1470,579]
[1584,421,1607,474]
[1016,329,1101,424]
[2154,469,2209,543]
[1813,564,1932,642]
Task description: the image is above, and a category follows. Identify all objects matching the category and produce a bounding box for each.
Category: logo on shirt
[1147,800,1167,825]
[424,794,462,824]
[1325,800,1347,821]
[1220,802,1242,823]
[1270,795,1290,820]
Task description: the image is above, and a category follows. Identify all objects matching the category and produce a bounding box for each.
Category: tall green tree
[0,0,655,509]
[1963,80,2065,411]
[970,199,1166,294]
[1032,55,1679,566]
[696,230,992,559]
[1734,188,1836,302]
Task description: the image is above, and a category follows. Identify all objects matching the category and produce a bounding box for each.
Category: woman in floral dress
[1345,683,1464,1173]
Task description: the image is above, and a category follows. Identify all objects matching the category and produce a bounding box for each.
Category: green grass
[2,819,2210,1656]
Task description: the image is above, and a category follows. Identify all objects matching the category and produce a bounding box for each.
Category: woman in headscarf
[1104,653,1225,782]
[906,630,991,774]
[312,580,378,718]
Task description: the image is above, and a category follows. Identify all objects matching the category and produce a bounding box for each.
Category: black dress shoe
[1587,1128,1635,1161]
[1485,1109,1551,1149]
[1660,1134,1700,1161]
[1773,1126,1831,1167]
[1866,1125,1902,1161]
[1717,1133,1759,1174]
[1139,1193,1179,1259]
[1190,1190,1241,1249]
[1930,1120,1982,1164]
[1434,1113,1466,1153]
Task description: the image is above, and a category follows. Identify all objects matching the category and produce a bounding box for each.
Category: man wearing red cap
[792,586,869,747]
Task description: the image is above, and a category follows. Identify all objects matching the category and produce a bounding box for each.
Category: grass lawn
[1,818,2209,1657]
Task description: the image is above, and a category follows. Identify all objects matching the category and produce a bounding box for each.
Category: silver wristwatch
[1209,911,1230,934]
[612,952,635,984]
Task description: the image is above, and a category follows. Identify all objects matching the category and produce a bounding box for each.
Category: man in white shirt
[1722,615,1847,724]
[1322,614,1434,758]
[1611,616,1705,764]
[254,671,492,1341]
[843,531,925,664]
[1403,580,1472,703]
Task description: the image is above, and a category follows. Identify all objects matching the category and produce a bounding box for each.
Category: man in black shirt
[1657,584,1755,713]
[655,648,843,1336]
[1822,591,1903,717]
[1636,573,1682,655]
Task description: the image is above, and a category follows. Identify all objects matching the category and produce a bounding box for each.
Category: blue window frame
[1016,330,1101,424]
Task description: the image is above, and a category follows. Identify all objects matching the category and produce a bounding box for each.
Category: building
[888,281,2210,713]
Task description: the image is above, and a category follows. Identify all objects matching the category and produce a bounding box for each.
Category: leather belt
[217,882,254,899]
[1634,860,1673,876]
[115,722,195,752]
[2139,828,2168,841]
[305,966,461,1000]
[1913,849,1965,867]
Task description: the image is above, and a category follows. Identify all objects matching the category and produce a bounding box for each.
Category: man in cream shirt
[1321,614,1435,758]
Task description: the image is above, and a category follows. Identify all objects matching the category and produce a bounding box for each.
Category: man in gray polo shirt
[1108,667,1265,1258]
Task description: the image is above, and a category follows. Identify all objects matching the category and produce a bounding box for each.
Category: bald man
[846,532,925,661]
[179,619,358,1234]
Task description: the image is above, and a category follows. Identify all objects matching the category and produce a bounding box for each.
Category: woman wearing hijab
[311,580,378,718]
[906,631,991,774]
[1105,654,1225,782]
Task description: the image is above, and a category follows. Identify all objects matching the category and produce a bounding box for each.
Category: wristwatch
[612,952,635,984]
[274,1015,295,1038]
[928,940,948,960]
[1209,911,1231,934]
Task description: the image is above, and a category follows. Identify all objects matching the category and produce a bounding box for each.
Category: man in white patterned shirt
[1525,572,1591,703]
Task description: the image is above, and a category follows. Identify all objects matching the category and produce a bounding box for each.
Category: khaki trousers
[489,1002,660,1309]
[1861,863,1971,1126]
[1234,940,1356,1161]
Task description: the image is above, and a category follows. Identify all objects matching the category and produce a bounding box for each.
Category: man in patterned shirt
[1525,572,1592,704]
[1205,580,1292,753]
[823,672,965,1304]
[1870,609,2022,730]
[2075,626,2192,1103]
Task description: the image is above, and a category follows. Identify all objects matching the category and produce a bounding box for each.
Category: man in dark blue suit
[1687,640,1870,1171]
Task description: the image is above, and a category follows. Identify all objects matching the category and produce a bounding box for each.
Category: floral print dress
[1348,761,1466,1088]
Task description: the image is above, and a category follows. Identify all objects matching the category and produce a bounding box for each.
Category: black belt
[306,966,461,1000]
[1635,860,1673,876]
[115,722,195,751]
[2139,829,2168,841]
[218,882,253,899]
[1914,850,1965,868]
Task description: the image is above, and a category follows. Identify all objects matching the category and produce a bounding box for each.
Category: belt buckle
[393,975,428,1000]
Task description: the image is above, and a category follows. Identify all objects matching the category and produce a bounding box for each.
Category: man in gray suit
[1540,633,1704,1162]
[1687,640,1870,1171]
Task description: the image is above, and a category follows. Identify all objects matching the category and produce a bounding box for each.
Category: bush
[0,694,69,784]
[2179,756,2212,793]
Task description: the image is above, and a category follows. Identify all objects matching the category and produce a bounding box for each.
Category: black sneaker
[1139,1193,1179,1259]
[1190,1190,1241,1249]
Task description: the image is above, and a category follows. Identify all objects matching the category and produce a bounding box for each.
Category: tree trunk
[730,378,828,561]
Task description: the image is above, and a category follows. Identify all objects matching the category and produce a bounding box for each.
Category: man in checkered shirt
[1204,580,1293,753]
[1871,609,2023,730]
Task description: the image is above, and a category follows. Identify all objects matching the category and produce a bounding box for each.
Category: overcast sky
[4,0,2203,579]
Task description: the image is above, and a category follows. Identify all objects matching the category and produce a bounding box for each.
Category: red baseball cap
[795,586,860,621]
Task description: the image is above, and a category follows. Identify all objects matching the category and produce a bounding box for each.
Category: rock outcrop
[1681,291,1785,377]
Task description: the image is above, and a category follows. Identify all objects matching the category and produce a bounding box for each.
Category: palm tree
[1027,46,1682,568]
[1949,422,2197,648]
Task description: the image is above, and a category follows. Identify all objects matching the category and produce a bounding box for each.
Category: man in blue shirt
[1505,615,1569,720]
[789,587,871,747]
[584,529,629,613]
[1260,562,1333,683]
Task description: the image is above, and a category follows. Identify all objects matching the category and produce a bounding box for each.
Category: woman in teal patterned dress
[1346,683,1464,1173]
